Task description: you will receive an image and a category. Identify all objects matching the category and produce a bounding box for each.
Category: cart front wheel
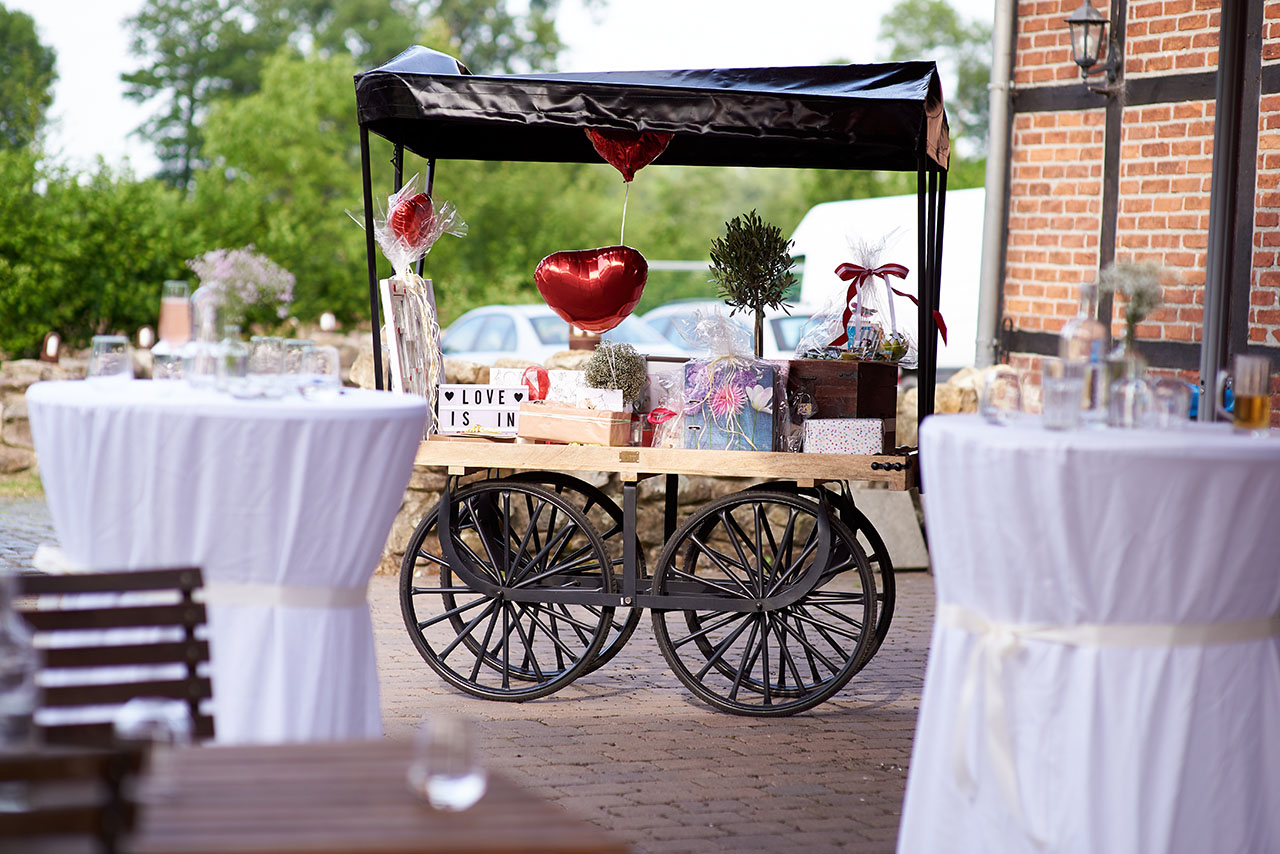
[650,491,877,716]
[400,481,615,701]
[499,471,643,673]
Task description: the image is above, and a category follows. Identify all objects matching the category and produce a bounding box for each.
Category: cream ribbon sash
[202,581,369,609]
[939,602,1280,847]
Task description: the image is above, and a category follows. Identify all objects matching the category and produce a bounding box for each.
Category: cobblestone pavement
[2,497,935,854]
[0,498,55,571]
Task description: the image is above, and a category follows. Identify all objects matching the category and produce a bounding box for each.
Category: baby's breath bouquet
[186,245,294,332]
[1100,262,1163,349]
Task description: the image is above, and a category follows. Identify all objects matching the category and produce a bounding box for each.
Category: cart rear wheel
[399,481,614,701]
[650,491,877,716]
[499,472,643,672]
[748,482,895,657]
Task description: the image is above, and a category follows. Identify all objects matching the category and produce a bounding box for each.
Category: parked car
[641,300,821,361]
[440,304,686,365]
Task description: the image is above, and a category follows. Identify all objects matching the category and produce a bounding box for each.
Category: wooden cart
[354,49,948,715]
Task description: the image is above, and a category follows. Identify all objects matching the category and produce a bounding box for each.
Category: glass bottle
[216,324,251,396]
[182,288,221,389]
[1058,282,1110,422]
[151,280,191,380]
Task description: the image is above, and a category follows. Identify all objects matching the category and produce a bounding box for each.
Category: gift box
[802,418,891,455]
[517,402,633,446]
[682,358,776,452]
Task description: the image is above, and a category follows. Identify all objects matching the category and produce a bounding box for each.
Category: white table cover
[26,380,427,744]
[900,415,1280,854]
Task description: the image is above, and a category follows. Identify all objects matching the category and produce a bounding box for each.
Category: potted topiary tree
[708,210,796,358]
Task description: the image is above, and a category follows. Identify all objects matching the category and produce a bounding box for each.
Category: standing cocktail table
[26,380,427,743]
[900,414,1280,853]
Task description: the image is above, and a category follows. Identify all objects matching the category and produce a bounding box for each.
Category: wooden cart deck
[415,438,917,490]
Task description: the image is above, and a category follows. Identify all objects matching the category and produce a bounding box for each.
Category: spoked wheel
[499,472,643,673]
[399,480,614,701]
[650,490,877,716]
[748,481,895,658]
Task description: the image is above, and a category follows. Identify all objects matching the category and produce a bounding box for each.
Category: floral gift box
[682,357,775,452]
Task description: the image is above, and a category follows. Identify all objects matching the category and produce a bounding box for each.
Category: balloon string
[620,181,629,245]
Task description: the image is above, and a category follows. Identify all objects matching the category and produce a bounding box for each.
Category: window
[441,315,486,353]
[770,314,816,352]
[473,314,516,352]
[530,315,570,346]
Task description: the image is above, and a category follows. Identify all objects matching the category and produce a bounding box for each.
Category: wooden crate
[786,358,899,449]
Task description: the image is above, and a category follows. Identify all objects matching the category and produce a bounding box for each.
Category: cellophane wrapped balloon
[644,369,685,449]
[352,174,466,431]
[677,311,777,452]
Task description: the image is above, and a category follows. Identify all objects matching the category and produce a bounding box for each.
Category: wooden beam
[414,440,916,491]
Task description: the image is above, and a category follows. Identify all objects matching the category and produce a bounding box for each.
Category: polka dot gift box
[802,418,887,455]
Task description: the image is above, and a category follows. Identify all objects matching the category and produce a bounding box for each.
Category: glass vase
[1059,282,1110,424]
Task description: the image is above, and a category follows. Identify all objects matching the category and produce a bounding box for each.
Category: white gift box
[802,418,888,455]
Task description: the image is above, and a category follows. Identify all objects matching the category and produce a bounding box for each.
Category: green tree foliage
[0,151,193,358]
[123,0,289,187]
[198,49,369,322]
[123,0,598,187]
[0,4,57,150]
[879,0,992,155]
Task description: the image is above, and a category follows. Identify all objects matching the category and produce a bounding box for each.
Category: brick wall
[1004,0,1280,425]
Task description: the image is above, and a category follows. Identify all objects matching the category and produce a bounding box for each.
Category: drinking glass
[1149,379,1192,429]
[299,345,342,400]
[1217,354,1273,435]
[406,714,487,811]
[979,365,1023,425]
[113,697,193,802]
[249,336,285,398]
[1108,375,1152,429]
[153,279,192,380]
[87,335,133,381]
[1040,357,1085,431]
[282,339,315,394]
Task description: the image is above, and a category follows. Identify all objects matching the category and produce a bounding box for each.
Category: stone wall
[0,360,81,474]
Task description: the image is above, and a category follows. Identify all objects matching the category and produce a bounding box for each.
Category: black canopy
[354,46,949,172]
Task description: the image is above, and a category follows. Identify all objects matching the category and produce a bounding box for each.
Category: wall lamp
[1066,2,1122,94]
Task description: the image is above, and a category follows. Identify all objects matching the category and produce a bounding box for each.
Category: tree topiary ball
[583,341,646,406]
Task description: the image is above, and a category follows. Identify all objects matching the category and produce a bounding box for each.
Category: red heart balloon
[389,192,435,245]
[585,129,674,182]
[521,365,550,401]
[535,246,648,334]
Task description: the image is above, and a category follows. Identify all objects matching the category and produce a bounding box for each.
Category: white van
[789,187,985,372]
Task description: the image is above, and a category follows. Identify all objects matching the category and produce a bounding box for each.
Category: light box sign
[437,384,526,434]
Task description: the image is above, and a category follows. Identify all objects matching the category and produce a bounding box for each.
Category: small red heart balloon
[585,129,674,182]
[535,246,648,334]
[389,192,435,245]
[521,365,550,401]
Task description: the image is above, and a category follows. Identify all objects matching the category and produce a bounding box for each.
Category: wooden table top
[417,436,915,490]
[129,741,628,854]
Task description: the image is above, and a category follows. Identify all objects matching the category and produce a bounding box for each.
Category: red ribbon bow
[647,407,677,425]
[829,262,948,348]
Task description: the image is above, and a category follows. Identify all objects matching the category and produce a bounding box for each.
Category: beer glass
[1217,354,1273,435]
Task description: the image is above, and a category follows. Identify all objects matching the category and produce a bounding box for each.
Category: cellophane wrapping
[357,174,467,430]
[678,313,777,452]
